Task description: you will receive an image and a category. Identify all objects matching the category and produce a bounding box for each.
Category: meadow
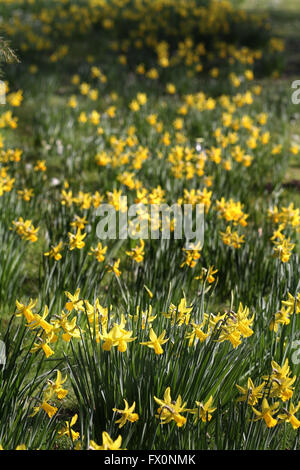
[0,0,299,450]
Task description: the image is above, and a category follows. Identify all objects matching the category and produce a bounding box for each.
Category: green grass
[242,0,300,10]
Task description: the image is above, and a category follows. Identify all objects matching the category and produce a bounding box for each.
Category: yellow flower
[71,74,80,85]
[100,315,136,352]
[278,402,300,429]
[281,292,300,315]
[88,242,107,263]
[15,298,37,323]
[129,305,156,329]
[166,83,176,94]
[12,218,39,243]
[236,378,265,406]
[106,188,127,212]
[129,100,140,112]
[53,311,81,342]
[31,401,58,419]
[272,237,295,263]
[180,243,202,269]
[31,338,55,358]
[64,288,84,312]
[215,304,253,349]
[290,145,299,155]
[70,215,88,231]
[15,444,27,450]
[45,370,68,401]
[235,303,254,338]
[89,432,123,450]
[146,68,159,80]
[195,266,218,284]
[112,399,139,428]
[68,95,77,108]
[164,297,193,326]
[210,67,219,78]
[34,160,46,172]
[220,226,245,249]
[264,359,296,401]
[137,93,147,105]
[68,228,87,250]
[144,285,153,299]
[140,328,169,355]
[186,320,209,347]
[106,258,122,277]
[190,396,216,423]
[78,112,87,123]
[154,387,188,428]
[217,326,241,348]
[136,63,145,74]
[126,239,145,263]
[58,414,80,441]
[107,106,116,118]
[270,307,291,332]
[44,241,63,261]
[7,90,23,106]
[89,90,99,101]
[17,188,34,202]
[61,189,74,207]
[244,70,254,81]
[252,398,279,428]
[26,305,53,335]
[80,82,90,95]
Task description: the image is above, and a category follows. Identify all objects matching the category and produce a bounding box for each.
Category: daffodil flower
[278,402,300,429]
[154,387,188,428]
[89,432,124,450]
[112,399,139,428]
[189,396,216,423]
[15,298,37,323]
[58,414,80,441]
[252,398,279,428]
[45,370,68,401]
[236,378,265,406]
[140,328,169,354]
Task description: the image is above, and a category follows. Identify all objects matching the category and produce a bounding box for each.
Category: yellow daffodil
[89,432,124,450]
[190,396,216,423]
[140,328,169,355]
[252,398,279,428]
[154,387,188,428]
[112,399,139,428]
